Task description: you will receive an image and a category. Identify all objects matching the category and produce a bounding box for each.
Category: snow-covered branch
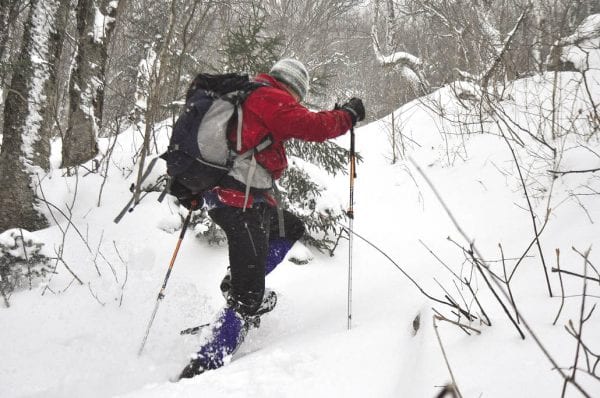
[547,14,600,72]
[480,6,529,89]
[371,24,428,92]
[371,25,421,70]
[556,14,600,47]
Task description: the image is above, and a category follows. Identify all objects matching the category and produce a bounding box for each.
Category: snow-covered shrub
[278,157,346,253]
[191,208,227,245]
[0,229,51,303]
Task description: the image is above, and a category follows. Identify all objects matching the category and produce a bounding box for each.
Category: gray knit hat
[269,58,310,100]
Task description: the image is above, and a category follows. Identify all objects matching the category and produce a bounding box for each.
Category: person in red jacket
[179,59,365,379]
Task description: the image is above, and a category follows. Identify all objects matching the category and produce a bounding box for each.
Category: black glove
[341,98,365,125]
[179,194,203,210]
[169,178,203,210]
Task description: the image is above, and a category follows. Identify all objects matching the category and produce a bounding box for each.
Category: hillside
[1,65,600,397]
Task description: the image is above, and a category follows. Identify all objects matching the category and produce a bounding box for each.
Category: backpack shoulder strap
[227,81,270,152]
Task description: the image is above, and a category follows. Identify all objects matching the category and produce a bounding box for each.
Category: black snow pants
[208,204,304,314]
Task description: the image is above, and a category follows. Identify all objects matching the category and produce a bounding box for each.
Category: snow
[157,214,183,234]
[371,24,422,78]
[134,46,159,112]
[559,14,600,71]
[2,57,600,397]
[0,229,45,259]
[377,50,422,67]
[92,5,116,44]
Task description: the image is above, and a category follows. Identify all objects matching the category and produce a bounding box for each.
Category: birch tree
[0,0,63,231]
[62,0,122,168]
[371,0,427,92]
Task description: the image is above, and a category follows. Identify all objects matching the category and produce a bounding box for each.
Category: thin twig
[553,249,566,326]
[464,278,491,326]
[551,269,599,284]
[411,155,525,337]
[572,247,600,279]
[433,315,465,398]
[562,248,591,397]
[36,173,100,278]
[338,222,475,320]
[446,237,523,336]
[435,312,481,335]
[549,168,600,176]
[113,241,128,307]
[500,243,519,323]
[472,254,525,338]
[420,239,461,280]
[433,308,472,336]
[87,282,106,306]
[95,230,118,283]
[497,127,553,296]
[97,117,121,207]
[409,156,592,397]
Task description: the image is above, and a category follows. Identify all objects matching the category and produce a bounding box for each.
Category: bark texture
[0,0,60,231]
[62,0,120,168]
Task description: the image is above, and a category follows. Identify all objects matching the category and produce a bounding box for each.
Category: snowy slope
[1,68,600,397]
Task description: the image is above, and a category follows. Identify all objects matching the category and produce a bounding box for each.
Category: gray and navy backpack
[160,73,271,203]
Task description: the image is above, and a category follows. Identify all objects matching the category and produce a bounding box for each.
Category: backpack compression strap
[236,104,243,152]
[237,138,272,211]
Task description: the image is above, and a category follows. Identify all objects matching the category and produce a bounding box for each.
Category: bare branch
[481,7,530,89]
[434,313,481,335]
[551,269,600,284]
[433,315,465,398]
[409,156,593,396]
[549,168,600,176]
[553,249,567,326]
[561,248,591,397]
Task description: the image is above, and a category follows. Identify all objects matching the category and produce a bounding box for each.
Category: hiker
[179,58,365,378]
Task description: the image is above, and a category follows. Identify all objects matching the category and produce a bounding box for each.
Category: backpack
[160,73,271,203]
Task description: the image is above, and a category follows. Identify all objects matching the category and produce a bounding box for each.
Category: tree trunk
[62,0,122,168]
[0,0,23,95]
[133,0,177,204]
[0,0,61,231]
[39,0,70,144]
[0,0,22,63]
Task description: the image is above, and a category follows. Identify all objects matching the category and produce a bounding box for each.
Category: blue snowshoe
[178,290,277,379]
[179,306,248,379]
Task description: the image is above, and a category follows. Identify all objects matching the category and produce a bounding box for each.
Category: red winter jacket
[212,73,353,208]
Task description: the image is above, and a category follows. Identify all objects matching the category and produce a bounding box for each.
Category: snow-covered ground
[1,65,600,397]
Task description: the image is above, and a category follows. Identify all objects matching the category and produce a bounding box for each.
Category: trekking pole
[347,126,357,330]
[138,202,197,356]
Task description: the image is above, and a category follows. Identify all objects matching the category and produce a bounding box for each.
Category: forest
[1,1,600,397]
[0,0,598,231]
